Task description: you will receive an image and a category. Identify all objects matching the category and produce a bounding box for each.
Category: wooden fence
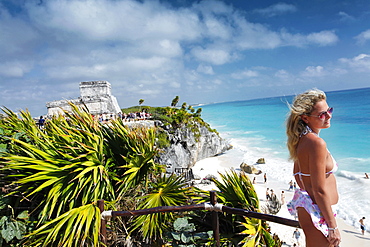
[99,191,300,246]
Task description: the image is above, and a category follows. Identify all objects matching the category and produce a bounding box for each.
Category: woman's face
[303,100,332,130]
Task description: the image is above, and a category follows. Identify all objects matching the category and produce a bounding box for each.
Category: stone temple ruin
[46,81,121,116]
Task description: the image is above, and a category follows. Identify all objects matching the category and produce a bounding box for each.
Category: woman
[281,191,285,204]
[286,89,341,247]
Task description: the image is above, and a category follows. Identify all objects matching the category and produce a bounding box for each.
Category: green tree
[171,96,180,107]
[188,105,195,113]
[139,99,145,111]
[181,102,187,110]
[194,108,202,117]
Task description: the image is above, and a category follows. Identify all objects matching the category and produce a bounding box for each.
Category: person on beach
[266,188,271,200]
[293,228,301,246]
[289,180,294,191]
[359,217,366,235]
[270,189,276,201]
[286,89,341,247]
[281,191,285,204]
[264,173,267,183]
[38,115,45,129]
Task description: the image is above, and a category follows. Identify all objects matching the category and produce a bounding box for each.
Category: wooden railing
[99,191,300,246]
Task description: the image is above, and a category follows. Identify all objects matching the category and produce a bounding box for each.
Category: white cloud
[0,61,33,77]
[301,66,326,77]
[339,54,370,72]
[275,69,292,80]
[355,29,370,45]
[306,30,339,46]
[197,64,214,75]
[26,0,202,42]
[235,20,283,49]
[281,30,338,47]
[299,64,348,79]
[0,6,39,57]
[235,21,338,50]
[338,11,356,22]
[254,3,297,17]
[169,81,181,88]
[203,17,232,40]
[213,79,223,85]
[231,69,259,79]
[332,68,348,76]
[191,46,235,65]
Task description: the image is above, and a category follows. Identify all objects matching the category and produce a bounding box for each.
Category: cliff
[155,121,231,172]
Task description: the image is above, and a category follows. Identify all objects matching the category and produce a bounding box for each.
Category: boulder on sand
[240,162,262,175]
[256,158,265,164]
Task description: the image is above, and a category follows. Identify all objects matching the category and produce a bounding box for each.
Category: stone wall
[46,81,121,116]
[80,81,112,97]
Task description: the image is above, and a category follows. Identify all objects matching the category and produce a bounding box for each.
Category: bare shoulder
[304,133,327,150]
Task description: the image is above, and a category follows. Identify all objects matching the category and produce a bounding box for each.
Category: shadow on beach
[355,235,370,241]
[343,230,370,241]
[343,229,362,236]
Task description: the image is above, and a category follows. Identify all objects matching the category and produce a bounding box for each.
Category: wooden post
[98,199,107,246]
[210,191,220,247]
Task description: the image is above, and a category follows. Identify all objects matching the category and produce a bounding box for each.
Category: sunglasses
[306,107,333,120]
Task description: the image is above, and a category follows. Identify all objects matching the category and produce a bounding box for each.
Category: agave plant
[195,170,278,247]
[0,103,165,246]
[213,170,259,211]
[1,111,115,246]
[239,217,279,247]
[129,173,194,245]
[104,119,161,192]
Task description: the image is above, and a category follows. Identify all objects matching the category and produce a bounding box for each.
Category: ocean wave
[338,156,370,165]
[336,170,370,183]
[244,130,260,134]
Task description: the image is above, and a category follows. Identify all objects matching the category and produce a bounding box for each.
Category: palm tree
[139,99,144,112]
[171,96,179,107]
[188,105,195,113]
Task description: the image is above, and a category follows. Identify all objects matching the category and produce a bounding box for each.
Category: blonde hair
[286,88,326,161]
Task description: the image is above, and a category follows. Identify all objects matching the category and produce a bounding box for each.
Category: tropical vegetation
[0,98,281,246]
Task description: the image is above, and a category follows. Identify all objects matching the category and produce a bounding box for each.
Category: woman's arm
[308,136,341,245]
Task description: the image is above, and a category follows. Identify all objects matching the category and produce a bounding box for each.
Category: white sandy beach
[192,153,370,246]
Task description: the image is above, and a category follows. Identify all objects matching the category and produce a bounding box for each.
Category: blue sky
[1,0,370,116]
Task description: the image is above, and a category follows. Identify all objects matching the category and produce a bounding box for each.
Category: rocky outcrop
[256,158,265,164]
[240,162,262,175]
[155,122,231,172]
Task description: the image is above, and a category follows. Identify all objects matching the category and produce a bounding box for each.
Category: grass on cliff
[121,103,219,142]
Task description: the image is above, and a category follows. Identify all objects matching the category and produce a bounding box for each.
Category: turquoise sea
[197,87,370,228]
